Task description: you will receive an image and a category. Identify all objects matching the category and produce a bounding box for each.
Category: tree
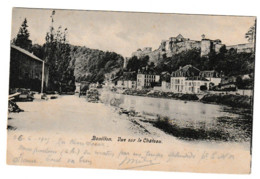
[13,18,32,51]
[149,62,155,69]
[126,55,149,72]
[31,44,44,59]
[245,22,256,43]
[43,10,75,93]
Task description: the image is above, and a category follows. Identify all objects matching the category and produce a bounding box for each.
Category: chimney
[179,66,182,69]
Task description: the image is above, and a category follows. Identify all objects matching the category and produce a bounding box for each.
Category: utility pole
[41,61,45,94]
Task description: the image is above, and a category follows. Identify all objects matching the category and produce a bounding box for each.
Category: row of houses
[114,69,161,90]
[106,65,223,94]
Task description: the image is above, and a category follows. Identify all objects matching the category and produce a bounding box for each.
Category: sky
[11,8,255,57]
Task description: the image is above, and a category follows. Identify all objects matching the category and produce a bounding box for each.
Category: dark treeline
[70,45,124,83]
[30,45,124,84]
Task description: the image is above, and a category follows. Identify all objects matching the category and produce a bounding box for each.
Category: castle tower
[200,35,212,57]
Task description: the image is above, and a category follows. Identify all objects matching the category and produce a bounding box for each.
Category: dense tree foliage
[13,18,32,51]
[154,47,254,77]
[125,55,149,72]
[31,44,44,59]
[245,22,256,43]
[71,46,124,83]
[43,11,75,92]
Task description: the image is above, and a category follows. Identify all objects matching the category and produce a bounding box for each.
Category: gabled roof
[172,65,200,77]
[176,34,184,40]
[11,45,44,63]
[176,65,200,73]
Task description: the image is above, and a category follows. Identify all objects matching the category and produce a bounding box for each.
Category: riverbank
[118,89,253,109]
[111,106,252,142]
[200,94,252,109]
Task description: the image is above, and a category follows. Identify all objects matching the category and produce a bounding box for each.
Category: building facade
[199,70,222,86]
[137,71,160,89]
[161,81,171,92]
[170,65,210,94]
[9,45,49,93]
[124,80,137,89]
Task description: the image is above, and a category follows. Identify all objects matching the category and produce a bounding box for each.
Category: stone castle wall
[128,34,254,67]
[201,40,212,57]
[226,43,254,53]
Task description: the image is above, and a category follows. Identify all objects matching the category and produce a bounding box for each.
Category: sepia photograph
[6,7,256,174]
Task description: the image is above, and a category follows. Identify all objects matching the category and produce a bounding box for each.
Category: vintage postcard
[7,8,256,174]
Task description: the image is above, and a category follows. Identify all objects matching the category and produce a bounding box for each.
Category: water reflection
[100,90,235,122]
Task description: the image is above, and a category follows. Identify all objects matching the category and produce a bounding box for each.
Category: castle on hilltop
[127,34,254,66]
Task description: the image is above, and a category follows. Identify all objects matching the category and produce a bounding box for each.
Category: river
[100,89,252,143]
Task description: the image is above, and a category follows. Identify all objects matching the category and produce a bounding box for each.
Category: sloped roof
[111,76,120,81]
[176,34,184,40]
[172,65,201,77]
[175,65,200,74]
[186,76,209,81]
[138,68,158,75]
[200,70,216,73]
[11,45,44,63]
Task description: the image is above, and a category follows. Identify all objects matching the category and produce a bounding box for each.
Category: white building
[137,71,160,89]
[117,80,136,89]
[116,71,137,89]
[161,81,171,92]
[125,80,137,89]
[117,80,124,88]
[171,76,210,94]
[199,70,221,86]
[170,65,211,94]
